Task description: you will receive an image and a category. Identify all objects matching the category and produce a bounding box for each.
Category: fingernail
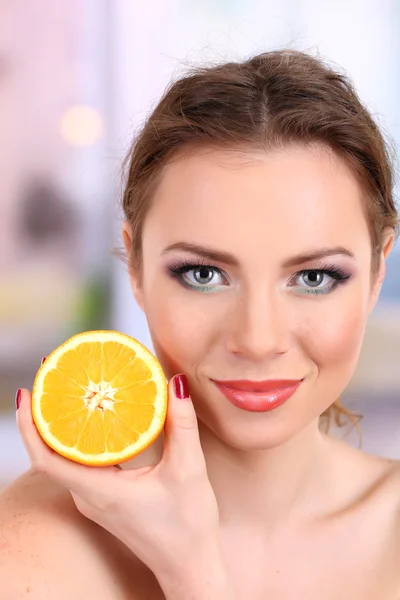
[173,374,190,399]
[15,389,22,410]
[41,356,46,365]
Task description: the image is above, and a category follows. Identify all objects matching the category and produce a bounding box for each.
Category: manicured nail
[41,356,46,365]
[173,374,190,399]
[15,389,22,410]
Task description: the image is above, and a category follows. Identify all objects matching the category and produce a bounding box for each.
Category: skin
[1,143,399,599]
[124,144,394,524]
[121,143,400,596]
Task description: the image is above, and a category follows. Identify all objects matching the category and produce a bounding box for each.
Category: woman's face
[123,145,391,450]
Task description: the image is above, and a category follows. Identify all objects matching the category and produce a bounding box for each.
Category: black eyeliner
[166,258,352,292]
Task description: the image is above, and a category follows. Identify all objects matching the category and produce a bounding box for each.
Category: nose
[226,286,291,360]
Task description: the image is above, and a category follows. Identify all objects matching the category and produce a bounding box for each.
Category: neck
[198,418,333,532]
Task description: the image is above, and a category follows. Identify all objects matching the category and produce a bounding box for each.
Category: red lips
[211,379,302,393]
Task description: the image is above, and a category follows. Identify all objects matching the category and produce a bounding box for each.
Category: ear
[368,227,395,314]
[121,221,144,311]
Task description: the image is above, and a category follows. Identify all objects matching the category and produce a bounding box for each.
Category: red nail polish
[15,389,22,410]
[173,374,190,399]
[41,356,46,365]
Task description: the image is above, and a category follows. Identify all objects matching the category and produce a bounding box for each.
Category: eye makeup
[288,262,352,295]
[166,258,352,295]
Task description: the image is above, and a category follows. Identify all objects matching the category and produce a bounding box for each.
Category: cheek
[144,293,216,380]
[300,290,368,377]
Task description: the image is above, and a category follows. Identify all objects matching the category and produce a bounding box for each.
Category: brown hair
[116,48,399,436]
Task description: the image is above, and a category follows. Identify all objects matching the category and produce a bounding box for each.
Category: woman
[1,49,400,599]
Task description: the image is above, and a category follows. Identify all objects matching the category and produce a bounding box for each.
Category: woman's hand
[16,371,222,584]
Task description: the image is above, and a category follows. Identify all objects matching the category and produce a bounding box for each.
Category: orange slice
[31,330,168,466]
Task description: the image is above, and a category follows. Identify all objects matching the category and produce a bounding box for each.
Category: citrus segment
[110,357,153,389]
[40,393,84,421]
[114,402,155,431]
[56,349,91,387]
[113,380,157,403]
[74,342,104,382]
[48,409,89,447]
[31,330,168,466]
[102,412,141,453]
[101,341,138,381]
[43,368,86,396]
[75,410,107,454]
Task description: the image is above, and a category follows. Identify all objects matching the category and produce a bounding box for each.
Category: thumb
[162,374,205,475]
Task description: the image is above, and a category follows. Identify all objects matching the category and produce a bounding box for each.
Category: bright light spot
[60,105,103,147]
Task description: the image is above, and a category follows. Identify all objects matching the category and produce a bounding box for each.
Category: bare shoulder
[383,458,400,521]
[0,469,162,599]
[321,438,400,596]
[323,435,400,528]
[338,441,400,547]
[382,458,400,592]
[364,454,400,508]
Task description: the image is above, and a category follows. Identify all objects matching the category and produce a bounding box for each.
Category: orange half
[31,330,168,466]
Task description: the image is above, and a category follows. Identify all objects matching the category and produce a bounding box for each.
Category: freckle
[26,586,31,593]
[276,569,280,574]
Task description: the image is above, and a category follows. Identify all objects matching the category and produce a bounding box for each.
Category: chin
[193,385,308,450]
[208,415,312,451]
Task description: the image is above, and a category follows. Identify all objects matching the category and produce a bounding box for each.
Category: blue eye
[167,259,351,295]
[290,266,351,295]
[168,260,226,292]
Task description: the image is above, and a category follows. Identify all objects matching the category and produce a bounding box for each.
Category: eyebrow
[161,242,355,268]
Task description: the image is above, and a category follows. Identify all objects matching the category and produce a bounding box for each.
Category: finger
[16,388,122,497]
[161,374,206,475]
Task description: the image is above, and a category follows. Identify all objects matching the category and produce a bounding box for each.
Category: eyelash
[167,258,352,295]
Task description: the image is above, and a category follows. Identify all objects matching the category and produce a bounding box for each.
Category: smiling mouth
[211,379,303,412]
[210,378,304,393]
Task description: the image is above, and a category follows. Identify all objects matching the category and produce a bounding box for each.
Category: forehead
[143,145,371,257]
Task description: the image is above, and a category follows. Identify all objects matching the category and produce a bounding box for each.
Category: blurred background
[1,0,399,489]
